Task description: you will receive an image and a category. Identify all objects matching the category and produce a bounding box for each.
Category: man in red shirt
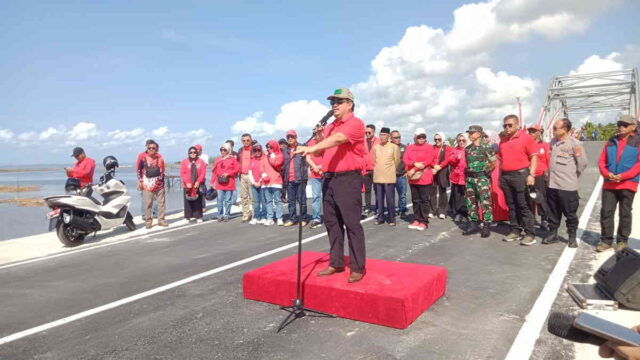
[65,147,95,187]
[527,125,551,230]
[596,115,640,252]
[295,87,367,283]
[498,115,539,246]
[237,134,254,222]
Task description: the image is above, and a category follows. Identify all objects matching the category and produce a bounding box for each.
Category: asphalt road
[0,141,605,360]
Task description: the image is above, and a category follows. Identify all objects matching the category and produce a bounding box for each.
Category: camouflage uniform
[465,142,496,222]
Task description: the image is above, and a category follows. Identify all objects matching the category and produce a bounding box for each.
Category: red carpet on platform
[243,251,447,329]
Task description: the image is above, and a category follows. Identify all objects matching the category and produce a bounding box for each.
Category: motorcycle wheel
[56,223,86,247]
[124,211,136,231]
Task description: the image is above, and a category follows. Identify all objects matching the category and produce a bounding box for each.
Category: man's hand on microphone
[599,325,640,360]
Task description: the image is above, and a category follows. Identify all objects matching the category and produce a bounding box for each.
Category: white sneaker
[249,219,258,225]
[277,219,284,226]
[439,214,445,219]
[196,219,204,223]
[428,213,434,218]
[259,219,267,225]
[264,219,275,226]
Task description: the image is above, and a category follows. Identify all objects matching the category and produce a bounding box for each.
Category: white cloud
[39,127,60,140]
[68,122,98,141]
[0,129,14,141]
[152,126,169,137]
[230,100,330,139]
[570,53,623,75]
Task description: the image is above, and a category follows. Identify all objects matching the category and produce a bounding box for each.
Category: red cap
[194,144,203,151]
[527,124,541,131]
[286,130,297,137]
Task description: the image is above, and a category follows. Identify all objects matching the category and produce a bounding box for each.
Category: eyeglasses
[147,146,157,150]
[391,136,401,139]
[329,99,349,106]
[458,138,466,142]
[434,138,442,141]
[416,135,426,140]
[242,139,251,142]
[220,148,228,152]
[189,151,197,154]
[286,135,296,139]
[617,122,630,128]
[503,123,515,129]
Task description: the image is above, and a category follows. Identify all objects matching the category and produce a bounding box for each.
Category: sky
[1,0,639,165]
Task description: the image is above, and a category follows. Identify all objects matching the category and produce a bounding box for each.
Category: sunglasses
[189,151,198,154]
[617,122,630,128]
[458,138,467,142]
[220,148,228,152]
[329,99,349,106]
[392,136,401,139]
[416,135,426,140]
[286,135,296,139]
[147,146,157,150]
[366,131,373,135]
[242,139,251,142]
[503,123,515,129]
[434,138,442,141]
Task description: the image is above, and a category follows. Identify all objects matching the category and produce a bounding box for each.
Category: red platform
[243,251,447,329]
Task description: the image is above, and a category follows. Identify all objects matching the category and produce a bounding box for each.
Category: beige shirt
[373,142,400,184]
[549,136,587,191]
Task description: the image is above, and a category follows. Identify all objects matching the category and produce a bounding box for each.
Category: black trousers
[375,183,396,222]
[429,181,448,216]
[547,188,579,234]
[500,169,535,236]
[323,172,366,272]
[532,175,550,222]
[600,189,635,244]
[183,191,203,219]
[450,183,468,217]
[410,184,433,225]
[363,170,375,210]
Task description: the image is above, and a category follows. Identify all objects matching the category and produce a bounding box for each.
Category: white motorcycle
[45,156,136,246]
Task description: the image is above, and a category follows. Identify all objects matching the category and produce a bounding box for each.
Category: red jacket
[69,157,95,187]
[180,158,207,188]
[443,146,466,185]
[403,143,437,185]
[249,156,266,184]
[364,136,381,171]
[211,156,240,191]
[263,140,284,187]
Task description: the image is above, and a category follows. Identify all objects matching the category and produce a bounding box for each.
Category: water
[0,165,188,241]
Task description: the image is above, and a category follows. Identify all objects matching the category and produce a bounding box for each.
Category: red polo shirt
[534,141,550,177]
[322,113,366,172]
[307,138,323,179]
[499,130,538,172]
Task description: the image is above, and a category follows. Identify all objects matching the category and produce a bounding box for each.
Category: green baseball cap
[327,88,354,101]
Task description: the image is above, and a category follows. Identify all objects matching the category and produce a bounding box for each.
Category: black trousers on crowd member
[410,184,433,225]
[429,180,448,216]
[500,169,535,236]
[363,170,376,211]
[600,189,636,245]
[375,183,396,223]
[323,171,366,272]
[547,188,579,233]
[183,191,203,219]
[450,183,468,217]
[531,175,550,223]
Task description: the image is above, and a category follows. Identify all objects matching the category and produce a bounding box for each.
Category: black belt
[324,170,360,178]
[465,170,490,178]
[502,168,528,174]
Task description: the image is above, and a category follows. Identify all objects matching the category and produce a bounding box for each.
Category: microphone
[317,110,334,127]
[547,312,605,346]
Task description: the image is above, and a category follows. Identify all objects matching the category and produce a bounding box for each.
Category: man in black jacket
[283,130,309,226]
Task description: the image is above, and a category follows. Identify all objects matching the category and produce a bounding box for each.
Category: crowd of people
[66,91,639,254]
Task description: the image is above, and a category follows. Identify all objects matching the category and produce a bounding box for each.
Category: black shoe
[540,220,549,231]
[481,223,490,238]
[542,230,559,245]
[463,222,481,236]
[568,234,578,248]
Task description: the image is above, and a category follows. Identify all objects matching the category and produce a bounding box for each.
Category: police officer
[462,125,496,238]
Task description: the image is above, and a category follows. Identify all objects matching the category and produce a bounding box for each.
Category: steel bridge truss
[538,68,639,136]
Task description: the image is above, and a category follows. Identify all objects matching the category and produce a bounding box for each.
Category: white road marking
[0,215,377,346]
[504,176,603,360]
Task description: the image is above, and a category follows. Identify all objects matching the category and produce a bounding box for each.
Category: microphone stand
[277,112,335,333]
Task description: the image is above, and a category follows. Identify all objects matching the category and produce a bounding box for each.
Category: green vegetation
[581,121,617,141]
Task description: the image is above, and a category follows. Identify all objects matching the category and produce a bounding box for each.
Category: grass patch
[0,185,41,193]
[0,198,45,207]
